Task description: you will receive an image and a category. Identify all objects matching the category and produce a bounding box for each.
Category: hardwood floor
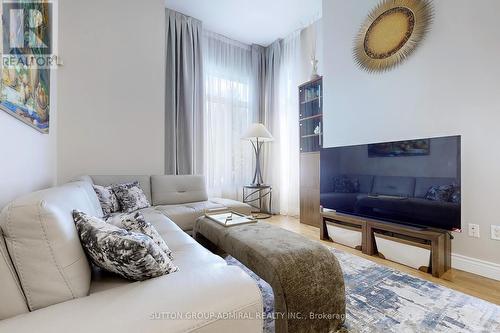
[267,214,500,305]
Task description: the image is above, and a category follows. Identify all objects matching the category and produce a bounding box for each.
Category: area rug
[226,248,500,333]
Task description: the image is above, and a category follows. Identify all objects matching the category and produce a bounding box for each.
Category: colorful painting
[368,139,430,157]
[1,0,52,133]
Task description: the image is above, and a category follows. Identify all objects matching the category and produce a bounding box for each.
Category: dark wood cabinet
[299,78,322,227]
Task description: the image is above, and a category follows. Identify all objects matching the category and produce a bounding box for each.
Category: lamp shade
[242,123,274,142]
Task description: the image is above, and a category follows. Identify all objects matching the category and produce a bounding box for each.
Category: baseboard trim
[451,253,500,281]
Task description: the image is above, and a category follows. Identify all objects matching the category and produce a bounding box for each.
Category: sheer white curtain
[202,30,302,216]
[277,32,301,217]
[203,32,257,199]
[267,32,301,217]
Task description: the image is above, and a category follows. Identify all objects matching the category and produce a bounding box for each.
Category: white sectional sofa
[0,175,262,333]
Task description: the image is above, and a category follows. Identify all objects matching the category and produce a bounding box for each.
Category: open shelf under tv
[321,210,452,278]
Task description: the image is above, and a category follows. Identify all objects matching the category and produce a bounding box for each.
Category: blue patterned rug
[226,248,500,333]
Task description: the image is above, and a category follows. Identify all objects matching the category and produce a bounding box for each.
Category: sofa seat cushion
[173,243,227,271]
[0,266,263,333]
[155,202,223,232]
[155,199,252,232]
[90,210,226,296]
[209,198,253,216]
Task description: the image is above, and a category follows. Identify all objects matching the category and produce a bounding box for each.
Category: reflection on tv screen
[320,136,461,231]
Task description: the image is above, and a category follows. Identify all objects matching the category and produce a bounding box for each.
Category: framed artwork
[353,0,433,73]
[368,139,430,157]
[0,0,52,133]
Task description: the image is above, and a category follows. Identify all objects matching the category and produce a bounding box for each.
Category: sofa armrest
[0,266,263,333]
[151,175,208,205]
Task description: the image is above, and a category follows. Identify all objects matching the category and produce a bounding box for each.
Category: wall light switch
[491,225,500,241]
[468,224,480,238]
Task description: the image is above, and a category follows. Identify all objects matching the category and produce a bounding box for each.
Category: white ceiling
[164,0,322,46]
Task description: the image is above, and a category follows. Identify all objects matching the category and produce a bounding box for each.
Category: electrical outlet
[468,224,480,238]
[491,225,500,241]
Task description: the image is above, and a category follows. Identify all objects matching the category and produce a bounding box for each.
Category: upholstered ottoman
[194,218,346,333]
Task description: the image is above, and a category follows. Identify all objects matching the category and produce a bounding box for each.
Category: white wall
[0,113,55,208]
[57,0,165,183]
[322,0,500,268]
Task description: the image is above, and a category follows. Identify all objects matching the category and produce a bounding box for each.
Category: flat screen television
[320,135,461,231]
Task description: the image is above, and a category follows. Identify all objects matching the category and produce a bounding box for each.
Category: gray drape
[261,40,282,214]
[165,9,204,175]
[251,44,267,123]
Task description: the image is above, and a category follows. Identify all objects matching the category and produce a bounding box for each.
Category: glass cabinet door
[299,78,322,153]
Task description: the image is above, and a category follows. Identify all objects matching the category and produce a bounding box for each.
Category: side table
[243,184,272,219]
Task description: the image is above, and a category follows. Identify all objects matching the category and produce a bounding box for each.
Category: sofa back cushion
[0,229,29,319]
[90,175,152,204]
[414,177,457,198]
[151,175,208,205]
[372,176,415,197]
[0,181,100,311]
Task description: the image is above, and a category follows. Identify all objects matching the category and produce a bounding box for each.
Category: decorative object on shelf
[313,125,321,135]
[242,123,274,186]
[0,0,53,133]
[310,55,320,80]
[353,0,433,73]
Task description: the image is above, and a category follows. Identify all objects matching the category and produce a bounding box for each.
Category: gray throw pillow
[119,212,173,260]
[73,210,178,281]
[93,184,120,216]
[112,181,150,213]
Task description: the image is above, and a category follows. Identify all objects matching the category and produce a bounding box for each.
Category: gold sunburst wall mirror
[353,0,433,73]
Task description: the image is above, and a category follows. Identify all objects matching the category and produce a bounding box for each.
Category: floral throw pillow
[119,212,173,260]
[93,184,120,216]
[425,184,455,202]
[73,210,178,281]
[112,181,150,213]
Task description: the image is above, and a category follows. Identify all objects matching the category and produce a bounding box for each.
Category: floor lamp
[242,123,274,186]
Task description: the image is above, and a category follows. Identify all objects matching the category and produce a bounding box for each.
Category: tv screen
[320,136,461,231]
